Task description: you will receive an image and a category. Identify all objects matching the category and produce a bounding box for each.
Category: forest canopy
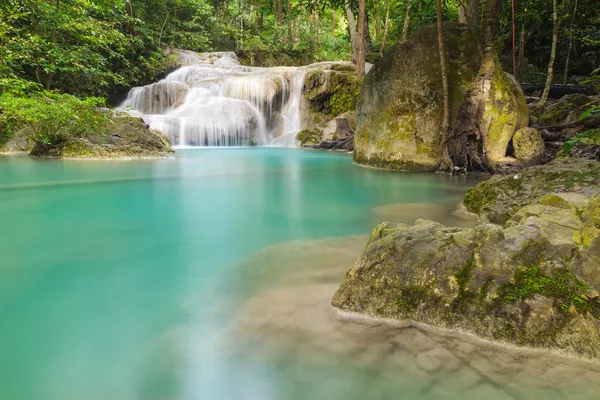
[1,0,599,99]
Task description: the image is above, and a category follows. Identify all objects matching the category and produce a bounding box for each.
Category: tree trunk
[46,0,61,90]
[124,0,134,34]
[332,10,336,38]
[563,0,577,84]
[357,0,366,74]
[379,0,391,55]
[346,2,358,64]
[435,0,449,134]
[258,11,263,33]
[518,22,525,81]
[537,0,559,112]
[313,3,320,53]
[374,0,381,41]
[511,0,516,76]
[157,9,171,47]
[277,0,283,25]
[400,0,412,43]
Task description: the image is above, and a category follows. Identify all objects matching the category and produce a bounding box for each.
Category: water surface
[0,149,597,400]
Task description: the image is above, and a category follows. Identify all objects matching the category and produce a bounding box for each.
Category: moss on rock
[463,158,600,224]
[512,127,545,165]
[30,114,173,158]
[353,23,527,171]
[332,189,600,359]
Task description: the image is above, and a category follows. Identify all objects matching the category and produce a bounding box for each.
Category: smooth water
[0,149,598,400]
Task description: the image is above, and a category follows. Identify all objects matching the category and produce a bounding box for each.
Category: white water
[120,52,317,147]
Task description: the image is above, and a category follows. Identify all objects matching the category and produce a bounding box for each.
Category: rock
[332,192,600,360]
[536,94,600,126]
[0,128,34,152]
[297,128,324,147]
[512,127,545,165]
[30,114,173,158]
[463,158,600,224]
[353,23,528,172]
[303,65,363,117]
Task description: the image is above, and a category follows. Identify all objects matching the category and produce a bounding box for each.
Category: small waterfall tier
[121,51,345,148]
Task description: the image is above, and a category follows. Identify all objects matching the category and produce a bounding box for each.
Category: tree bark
[511,0,516,76]
[125,0,134,34]
[436,0,449,135]
[400,0,412,43]
[379,0,391,55]
[537,0,560,112]
[258,11,263,33]
[313,3,320,53]
[518,22,525,81]
[563,0,577,84]
[357,0,366,74]
[346,2,358,64]
[277,0,283,25]
[374,0,381,40]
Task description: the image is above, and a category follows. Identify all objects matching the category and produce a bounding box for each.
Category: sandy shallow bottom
[227,232,600,400]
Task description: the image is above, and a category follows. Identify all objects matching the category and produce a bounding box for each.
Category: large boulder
[463,158,600,224]
[332,190,600,360]
[512,127,545,165]
[354,23,528,171]
[30,114,173,158]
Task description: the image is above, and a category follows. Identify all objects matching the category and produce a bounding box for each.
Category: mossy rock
[30,114,173,158]
[536,94,600,126]
[332,195,600,359]
[296,128,324,147]
[463,158,600,224]
[512,127,545,165]
[353,23,528,171]
[303,68,363,117]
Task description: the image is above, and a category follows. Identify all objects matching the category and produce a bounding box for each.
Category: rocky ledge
[332,158,600,360]
[4,114,174,159]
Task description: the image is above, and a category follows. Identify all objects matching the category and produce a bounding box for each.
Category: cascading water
[120,52,314,148]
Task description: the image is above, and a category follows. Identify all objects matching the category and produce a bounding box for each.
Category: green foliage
[560,105,600,154]
[0,81,108,146]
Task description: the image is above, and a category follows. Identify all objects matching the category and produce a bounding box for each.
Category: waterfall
[120,52,319,148]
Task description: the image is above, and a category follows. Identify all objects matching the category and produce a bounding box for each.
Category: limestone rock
[303,66,362,117]
[30,114,173,158]
[353,23,528,172]
[332,192,600,360]
[463,158,600,224]
[536,94,600,126]
[512,127,545,165]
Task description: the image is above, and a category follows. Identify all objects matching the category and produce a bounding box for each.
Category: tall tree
[537,0,560,112]
[346,1,358,63]
[379,0,391,55]
[435,0,449,136]
[401,0,413,43]
[357,0,366,74]
[563,0,578,84]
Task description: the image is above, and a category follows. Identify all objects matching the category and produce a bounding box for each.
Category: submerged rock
[463,158,600,224]
[30,114,173,158]
[332,188,600,360]
[354,23,528,172]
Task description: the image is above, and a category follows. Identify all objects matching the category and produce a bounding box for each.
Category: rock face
[300,64,362,146]
[354,23,528,171]
[30,115,173,158]
[332,161,600,359]
[463,158,600,224]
